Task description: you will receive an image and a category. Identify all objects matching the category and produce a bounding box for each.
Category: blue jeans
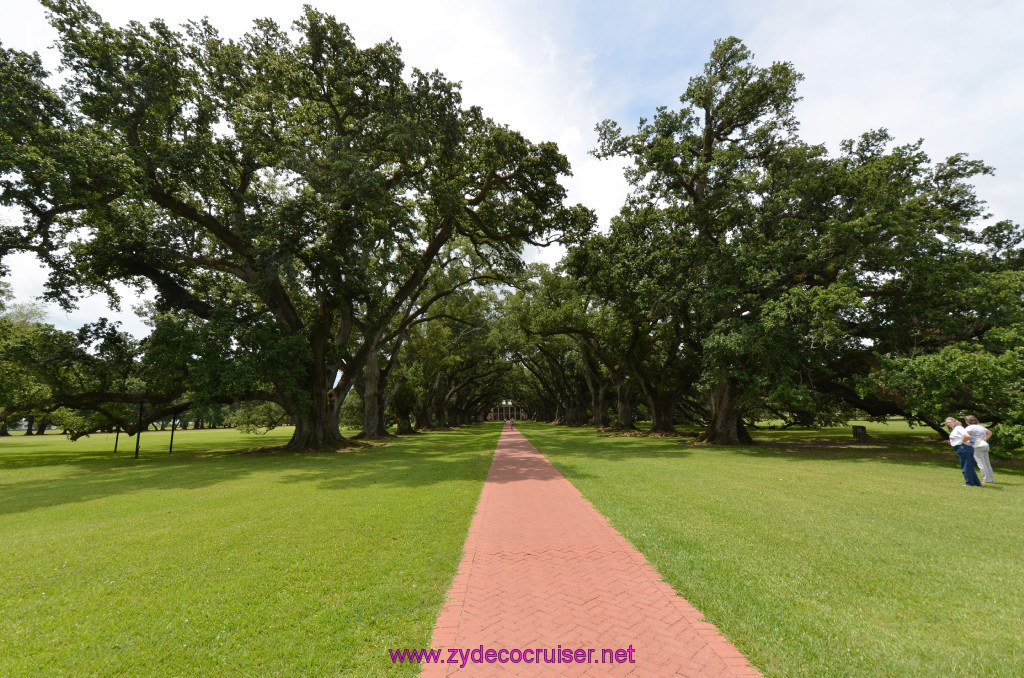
[956,445,982,486]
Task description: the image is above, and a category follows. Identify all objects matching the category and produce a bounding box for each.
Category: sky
[2,0,1023,336]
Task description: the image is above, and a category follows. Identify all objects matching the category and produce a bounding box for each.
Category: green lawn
[0,424,499,677]
[518,421,1024,677]
[7,421,1022,676]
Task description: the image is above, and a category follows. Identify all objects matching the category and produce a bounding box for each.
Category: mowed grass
[0,424,500,677]
[518,421,1024,677]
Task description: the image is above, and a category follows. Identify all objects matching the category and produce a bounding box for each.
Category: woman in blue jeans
[945,417,982,486]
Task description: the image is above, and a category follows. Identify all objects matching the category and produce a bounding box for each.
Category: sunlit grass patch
[0,424,500,676]
[521,421,1024,678]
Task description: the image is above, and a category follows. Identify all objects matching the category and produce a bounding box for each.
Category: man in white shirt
[945,417,982,486]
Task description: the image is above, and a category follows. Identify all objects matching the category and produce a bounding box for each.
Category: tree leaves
[2,3,583,448]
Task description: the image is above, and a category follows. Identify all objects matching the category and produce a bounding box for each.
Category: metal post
[134,402,144,459]
[169,416,177,454]
[114,425,120,454]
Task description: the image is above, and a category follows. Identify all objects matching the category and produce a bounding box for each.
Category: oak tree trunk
[358,351,390,439]
[284,392,346,451]
[589,379,612,427]
[563,403,588,426]
[613,376,636,430]
[286,408,344,450]
[283,357,347,451]
[700,377,753,445]
[395,412,415,435]
[647,393,677,433]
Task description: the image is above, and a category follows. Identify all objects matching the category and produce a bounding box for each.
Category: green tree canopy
[1,1,586,449]
[571,36,1021,442]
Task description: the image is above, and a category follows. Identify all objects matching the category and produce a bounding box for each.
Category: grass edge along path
[518,421,1024,678]
[0,424,500,677]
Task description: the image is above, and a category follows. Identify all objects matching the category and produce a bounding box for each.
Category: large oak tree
[578,37,1018,442]
[1,1,583,449]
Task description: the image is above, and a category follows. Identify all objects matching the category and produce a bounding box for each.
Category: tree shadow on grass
[520,430,694,464]
[275,447,497,490]
[720,437,1024,477]
[520,424,1024,478]
[0,428,502,516]
[279,434,601,489]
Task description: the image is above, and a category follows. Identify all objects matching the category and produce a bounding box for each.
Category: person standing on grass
[945,416,982,487]
[965,415,994,484]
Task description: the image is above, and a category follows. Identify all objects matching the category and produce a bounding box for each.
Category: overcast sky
[3,0,1022,336]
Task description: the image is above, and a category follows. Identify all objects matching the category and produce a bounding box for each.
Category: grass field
[0,424,499,677]
[518,420,1024,677]
[5,421,1023,676]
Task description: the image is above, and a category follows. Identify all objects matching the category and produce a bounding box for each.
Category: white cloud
[1,249,153,336]
[743,0,1024,222]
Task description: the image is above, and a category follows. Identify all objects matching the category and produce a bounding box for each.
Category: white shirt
[948,425,970,447]
[965,424,989,446]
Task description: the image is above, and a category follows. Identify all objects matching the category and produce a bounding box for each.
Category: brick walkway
[423,426,762,677]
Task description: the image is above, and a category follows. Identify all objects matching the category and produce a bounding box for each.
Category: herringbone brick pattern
[423,426,762,677]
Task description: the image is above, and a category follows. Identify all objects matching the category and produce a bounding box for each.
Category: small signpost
[169,416,177,454]
[134,402,144,459]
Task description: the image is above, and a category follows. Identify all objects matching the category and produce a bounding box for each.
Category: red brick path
[423,426,762,677]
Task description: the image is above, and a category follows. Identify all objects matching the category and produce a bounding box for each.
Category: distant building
[488,400,527,421]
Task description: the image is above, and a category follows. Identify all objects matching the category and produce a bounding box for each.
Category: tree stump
[852,425,871,443]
